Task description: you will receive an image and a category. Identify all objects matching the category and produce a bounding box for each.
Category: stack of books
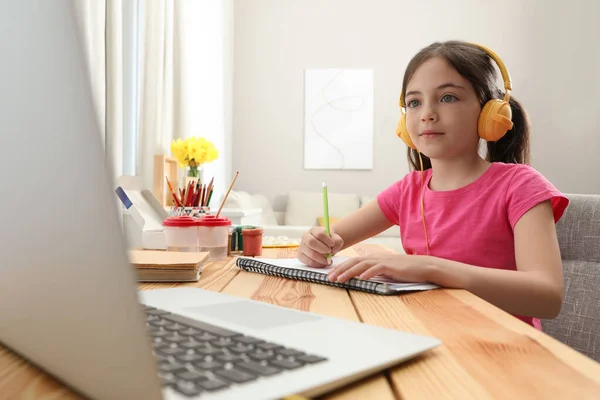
[127,250,210,282]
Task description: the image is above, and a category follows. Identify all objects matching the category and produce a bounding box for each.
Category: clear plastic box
[162,216,199,252]
[197,215,232,260]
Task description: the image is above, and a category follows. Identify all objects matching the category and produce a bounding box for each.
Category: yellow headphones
[396,43,514,150]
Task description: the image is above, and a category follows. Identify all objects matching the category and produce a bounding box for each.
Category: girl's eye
[441,94,457,103]
[407,99,420,108]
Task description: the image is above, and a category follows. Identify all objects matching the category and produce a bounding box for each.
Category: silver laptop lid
[0,1,161,399]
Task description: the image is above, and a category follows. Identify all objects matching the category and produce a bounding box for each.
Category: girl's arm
[332,199,394,251]
[429,200,564,319]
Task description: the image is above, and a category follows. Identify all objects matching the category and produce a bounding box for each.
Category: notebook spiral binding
[235,257,391,295]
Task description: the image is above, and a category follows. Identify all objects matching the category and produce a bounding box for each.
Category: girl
[297,40,569,330]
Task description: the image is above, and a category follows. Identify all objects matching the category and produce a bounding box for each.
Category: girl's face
[404,56,482,159]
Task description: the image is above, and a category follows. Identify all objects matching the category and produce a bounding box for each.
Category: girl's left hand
[328,254,434,283]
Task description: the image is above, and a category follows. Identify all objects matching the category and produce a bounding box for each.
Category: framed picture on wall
[304,68,374,170]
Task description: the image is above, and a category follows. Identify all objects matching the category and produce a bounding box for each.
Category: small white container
[197,215,232,260]
[162,216,199,252]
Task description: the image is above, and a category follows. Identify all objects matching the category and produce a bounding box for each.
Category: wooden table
[2,244,600,399]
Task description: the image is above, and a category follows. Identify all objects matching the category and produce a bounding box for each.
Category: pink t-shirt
[377,162,569,330]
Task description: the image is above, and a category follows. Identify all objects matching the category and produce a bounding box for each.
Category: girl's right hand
[298,226,344,268]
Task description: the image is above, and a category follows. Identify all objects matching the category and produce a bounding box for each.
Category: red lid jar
[162,216,200,252]
[197,215,232,260]
[197,215,232,227]
[162,216,199,227]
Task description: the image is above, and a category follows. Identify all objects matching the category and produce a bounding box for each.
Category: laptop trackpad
[184,301,322,330]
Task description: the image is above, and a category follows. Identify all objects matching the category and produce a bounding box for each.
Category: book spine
[235,258,384,294]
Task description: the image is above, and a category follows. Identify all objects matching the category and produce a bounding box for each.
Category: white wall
[233,0,600,207]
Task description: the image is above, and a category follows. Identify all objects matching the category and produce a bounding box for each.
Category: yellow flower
[170,139,188,168]
[170,136,219,168]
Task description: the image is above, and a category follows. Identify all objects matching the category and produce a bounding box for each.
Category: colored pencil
[216,171,239,218]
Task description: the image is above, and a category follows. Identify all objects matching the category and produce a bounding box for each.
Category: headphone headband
[473,44,512,103]
[399,43,512,107]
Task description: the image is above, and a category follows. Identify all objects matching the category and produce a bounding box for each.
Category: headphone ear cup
[396,114,417,150]
[478,99,514,142]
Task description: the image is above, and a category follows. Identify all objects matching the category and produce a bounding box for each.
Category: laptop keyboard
[142,304,328,397]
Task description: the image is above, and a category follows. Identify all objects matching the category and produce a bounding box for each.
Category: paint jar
[162,216,200,252]
[227,227,233,256]
[197,215,232,260]
[227,226,240,256]
[242,226,264,256]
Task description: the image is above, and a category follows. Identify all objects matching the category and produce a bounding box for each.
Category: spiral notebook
[235,256,439,295]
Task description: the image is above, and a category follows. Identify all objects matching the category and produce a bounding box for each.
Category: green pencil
[322,181,332,262]
[207,188,214,207]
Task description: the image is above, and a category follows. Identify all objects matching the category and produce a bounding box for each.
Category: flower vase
[183,164,204,187]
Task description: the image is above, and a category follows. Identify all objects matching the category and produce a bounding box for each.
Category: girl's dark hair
[402,40,531,171]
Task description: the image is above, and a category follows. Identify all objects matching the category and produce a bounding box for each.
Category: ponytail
[406,91,531,171]
[486,91,531,165]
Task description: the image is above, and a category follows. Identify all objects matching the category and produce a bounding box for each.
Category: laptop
[0,1,440,399]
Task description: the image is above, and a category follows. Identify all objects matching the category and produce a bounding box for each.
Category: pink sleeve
[376,179,403,226]
[505,165,570,229]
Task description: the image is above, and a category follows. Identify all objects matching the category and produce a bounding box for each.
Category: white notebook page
[239,256,438,291]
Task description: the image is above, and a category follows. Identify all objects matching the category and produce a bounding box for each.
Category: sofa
[221,190,405,254]
[541,193,600,362]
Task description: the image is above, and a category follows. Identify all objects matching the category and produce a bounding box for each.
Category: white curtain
[72,0,106,143]
[73,0,232,197]
[180,0,233,205]
[137,0,233,198]
[105,0,124,179]
[72,0,123,179]
[136,0,186,190]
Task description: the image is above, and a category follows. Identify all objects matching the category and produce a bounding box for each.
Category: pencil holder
[197,215,232,260]
[169,207,210,218]
[169,207,191,217]
[162,216,200,252]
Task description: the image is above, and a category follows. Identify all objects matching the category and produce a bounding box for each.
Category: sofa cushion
[360,195,402,238]
[541,193,600,363]
[378,224,402,238]
[222,190,253,209]
[555,194,600,263]
[221,190,278,226]
[249,194,278,226]
[284,191,360,226]
[359,195,376,208]
[317,216,340,227]
[541,259,600,362]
